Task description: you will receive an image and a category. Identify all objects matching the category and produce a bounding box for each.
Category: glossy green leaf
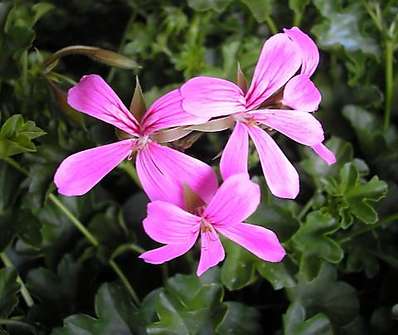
[287,263,359,328]
[146,270,226,334]
[187,0,232,12]
[283,302,333,335]
[0,115,45,158]
[241,0,274,22]
[52,282,139,335]
[216,302,262,334]
[312,1,380,56]
[220,239,257,290]
[257,260,296,290]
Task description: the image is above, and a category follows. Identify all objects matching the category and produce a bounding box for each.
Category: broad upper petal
[143,201,200,244]
[140,241,196,265]
[220,122,249,180]
[282,75,321,112]
[217,223,285,262]
[250,109,324,146]
[284,27,319,77]
[248,126,299,199]
[136,142,218,207]
[54,139,134,196]
[245,33,301,110]
[68,74,140,135]
[197,229,225,276]
[181,76,246,118]
[204,174,260,226]
[312,143,336,165]
[141,89,208,134]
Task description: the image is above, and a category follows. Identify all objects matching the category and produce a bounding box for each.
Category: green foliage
[0,114,45,158]
[0,268,19,318]
[0,0,397,334]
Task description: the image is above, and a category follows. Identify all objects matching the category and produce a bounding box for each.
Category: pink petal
[220,122,249,180]
[68,74,140,135]
[140,242,196,265]
[284,27,319,77]
[312,143,336,165]
[141,89,208,134]
[282,75,321,112]
[204,174,260,226]
[180,76,246,118]
[216,223,285,262]
[250,109,324,146]
[245,34,301,110]
[136,142,218,207]
[142,201,200,244]
[54,139,134,196]
[247,126,299,199]
[197,229,225,276]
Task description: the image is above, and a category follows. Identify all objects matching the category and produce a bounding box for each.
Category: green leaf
[187,0,232,12]
[146,270,226,335]
[312,1,380,56]
[288,0,310,15]
[216,302,262,334]
[291,211,343,277]
[220,239,257,290]
[32,3,55,24]
[52,282,138,335]
[323,163,388,225]
[342,104,397,156]
[257,260,296,290]
[0,161,20,213]
[241,0,274,22]
[0,268,19,318]
[0,115,46,158]
[283,303,333,335]
[287,263,359,328]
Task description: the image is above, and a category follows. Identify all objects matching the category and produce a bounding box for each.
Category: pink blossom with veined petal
[140,173,285,276]
[180,27,336,199]
[54,75,217,208]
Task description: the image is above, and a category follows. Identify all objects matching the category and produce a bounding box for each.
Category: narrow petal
[68,74,139,135]
[141,89,208,134]
[217,223,285,262]
[284,27,319,77]
[136,142,218,207]
[140,242,196,265]
[142,201,200,244]
[312,143,336,165]
[181,76,246,118]
[204,174,260,226]
[220,122,249,180]
[54,139,134,196]
[250,109,324,146]
[245,33,301,110]
[247,126,299,199]
[197,229,225,276]
[282,75,321,112]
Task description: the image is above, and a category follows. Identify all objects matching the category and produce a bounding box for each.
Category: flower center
[200,217,213,233]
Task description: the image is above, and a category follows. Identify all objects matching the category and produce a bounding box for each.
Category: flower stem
[265,16,278,35]
[0,319,36,334]
[48,194,100,247]
[0,253,34,307]
[293,12,302,27]
[48,194,140,305]
[384,40,394,130]
[109,259,140,306]
[2,157,29,175]
[3,157,141,305]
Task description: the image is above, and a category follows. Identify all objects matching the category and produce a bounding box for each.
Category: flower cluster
[54,27,335,276]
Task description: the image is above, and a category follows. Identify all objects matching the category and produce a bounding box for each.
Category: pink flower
[180,27,336,199]
[54,75,217,208]
[140,173,285,276]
